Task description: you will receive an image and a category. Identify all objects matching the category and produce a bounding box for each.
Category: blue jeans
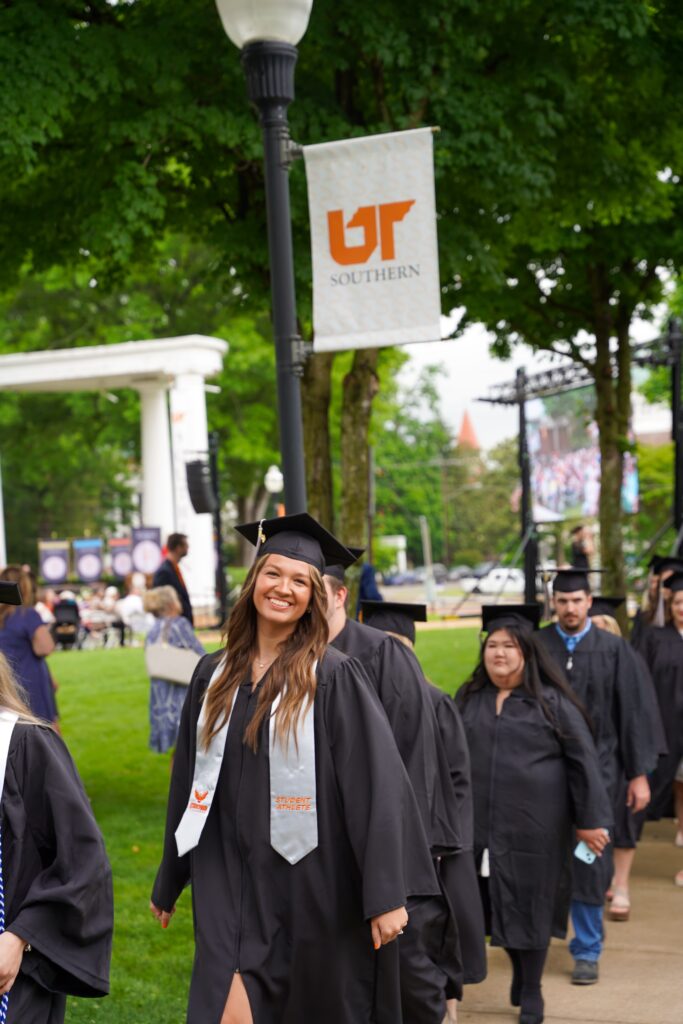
[569,900,603,962]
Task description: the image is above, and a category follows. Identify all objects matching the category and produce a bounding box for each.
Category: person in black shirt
[152,533,193,626]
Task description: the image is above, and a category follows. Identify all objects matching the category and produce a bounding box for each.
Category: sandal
[608,887,630,921]
[675,870,683,888]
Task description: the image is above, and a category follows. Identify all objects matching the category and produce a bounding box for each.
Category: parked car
[447,565,472,581]
[382,570,419,586]
[413,563,449,584]
[476,568,525,595]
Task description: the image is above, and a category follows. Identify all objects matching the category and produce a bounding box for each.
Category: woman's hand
[576,828,610,856]
[370,907,408,950]
[149,900,175,929]
[0,932,27,995]
[626,775,651,814]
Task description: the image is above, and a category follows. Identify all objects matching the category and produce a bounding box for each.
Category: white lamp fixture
[215,0,314,48]
[264,464,285,494]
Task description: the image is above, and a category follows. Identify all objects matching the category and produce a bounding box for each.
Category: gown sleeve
[613,641,659,779]
[322,655,439,921]
[433,692,474,850]
[554,694,614,831]
[6,726,113,998]
[152,656,213,911]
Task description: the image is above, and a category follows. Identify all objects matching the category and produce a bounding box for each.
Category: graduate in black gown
[457,606,612,1024]
[536,570,656,986]
[641,572,683,835]
[588,598,668,922]
[325,568,463,1023]
[151,515,440,1024]
[0,645,112,1023]
[360,600,487,1023]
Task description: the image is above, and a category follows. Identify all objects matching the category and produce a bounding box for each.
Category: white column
[0,458,7,568]
[139,384,175,541]
[169,373,216,619]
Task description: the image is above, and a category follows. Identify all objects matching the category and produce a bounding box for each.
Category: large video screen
[526,389,638,518]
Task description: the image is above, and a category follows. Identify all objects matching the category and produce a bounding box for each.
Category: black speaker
[185,460,218,514]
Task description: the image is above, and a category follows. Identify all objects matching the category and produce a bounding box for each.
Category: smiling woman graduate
[151,514,440,1024]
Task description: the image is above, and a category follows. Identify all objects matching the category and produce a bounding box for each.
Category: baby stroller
[51,600,83,650]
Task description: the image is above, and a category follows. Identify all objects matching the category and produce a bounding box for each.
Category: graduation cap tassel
[254,519,267,562]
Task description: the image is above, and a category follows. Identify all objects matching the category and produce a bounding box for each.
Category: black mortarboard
[662,571,683,593]
[0,582,22,606]
[360,601,427,645]
[235,513,356,574]
[589,596,625,618]
[654,556,683,577]
[324,547,365,583]
[551,568,604,593]
[481,604,541,634]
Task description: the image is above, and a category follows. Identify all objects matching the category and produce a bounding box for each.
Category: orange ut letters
[328,200,415,265]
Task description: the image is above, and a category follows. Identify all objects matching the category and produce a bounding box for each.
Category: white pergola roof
[0,336,228,392]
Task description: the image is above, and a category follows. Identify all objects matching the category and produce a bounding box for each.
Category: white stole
[175,660,318,865]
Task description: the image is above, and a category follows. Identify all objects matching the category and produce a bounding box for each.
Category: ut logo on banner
[327,200,415,266]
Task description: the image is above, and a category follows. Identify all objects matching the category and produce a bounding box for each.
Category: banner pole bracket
[277,127,303,169]
[290,336,313,376]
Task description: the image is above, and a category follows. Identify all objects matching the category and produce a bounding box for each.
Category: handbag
[145,622,201,686]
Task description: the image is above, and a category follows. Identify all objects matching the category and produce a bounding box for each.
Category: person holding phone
[457,606,611,1024]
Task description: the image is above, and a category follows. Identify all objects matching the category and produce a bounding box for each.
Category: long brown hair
[0,566,34,629]
[201,554,329,752]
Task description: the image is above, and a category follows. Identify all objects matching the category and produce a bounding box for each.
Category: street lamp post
[215,0,312,514]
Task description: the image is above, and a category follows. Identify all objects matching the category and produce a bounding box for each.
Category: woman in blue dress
[144,586,206,753]
[0,567,57,725]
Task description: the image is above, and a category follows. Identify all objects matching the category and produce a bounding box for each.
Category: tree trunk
[592,305,632,611]
[340,349,380,607]
[301,351,335,529]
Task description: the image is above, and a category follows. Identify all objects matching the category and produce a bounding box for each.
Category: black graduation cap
[481,604,541,634]
[588,596,625,618]
[551,568,605,593]
[360,600,427,645]
[662,571,683,593]
[0,581,22,606]
[324,547,365,583]
[235,513,356,574]
[653,556,683,576]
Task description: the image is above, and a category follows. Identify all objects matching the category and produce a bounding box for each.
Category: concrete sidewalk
[458,820,683,1024]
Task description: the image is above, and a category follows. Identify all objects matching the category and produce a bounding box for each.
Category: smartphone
[574,840,597,864]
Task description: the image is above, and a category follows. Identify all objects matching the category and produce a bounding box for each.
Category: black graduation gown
[427,686,487,988]
[641,625,683,819]
[152,648,440,1024]
[331,621,462,1020]
[537,624,657,903]
[457,682,612,949]
[331,619,462,855]
[2,724,113,1024]
[613,650,668,845]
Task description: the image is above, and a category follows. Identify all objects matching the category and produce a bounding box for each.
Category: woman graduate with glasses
[151,514,440,1024]
[456,606,612,1024]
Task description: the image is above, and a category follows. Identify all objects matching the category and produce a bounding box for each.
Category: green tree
[4,0,683,588]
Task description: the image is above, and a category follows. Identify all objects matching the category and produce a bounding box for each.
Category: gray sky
[399,314,663,451]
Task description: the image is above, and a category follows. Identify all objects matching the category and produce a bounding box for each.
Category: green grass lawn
[54,627,479,1021]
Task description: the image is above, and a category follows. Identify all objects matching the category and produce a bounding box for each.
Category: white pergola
[0,336,228,610]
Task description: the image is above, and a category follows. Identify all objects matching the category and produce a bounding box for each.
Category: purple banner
[73,538,103,582]
[131,527,162,575]
[38,540,69,583]
[109,537,133,580]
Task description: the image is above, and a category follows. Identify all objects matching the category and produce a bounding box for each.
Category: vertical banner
[73,538,103,582]
[109,537,133,580]
[303,127,442,353]
[131,527,162,575]
[38,540,70,583]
